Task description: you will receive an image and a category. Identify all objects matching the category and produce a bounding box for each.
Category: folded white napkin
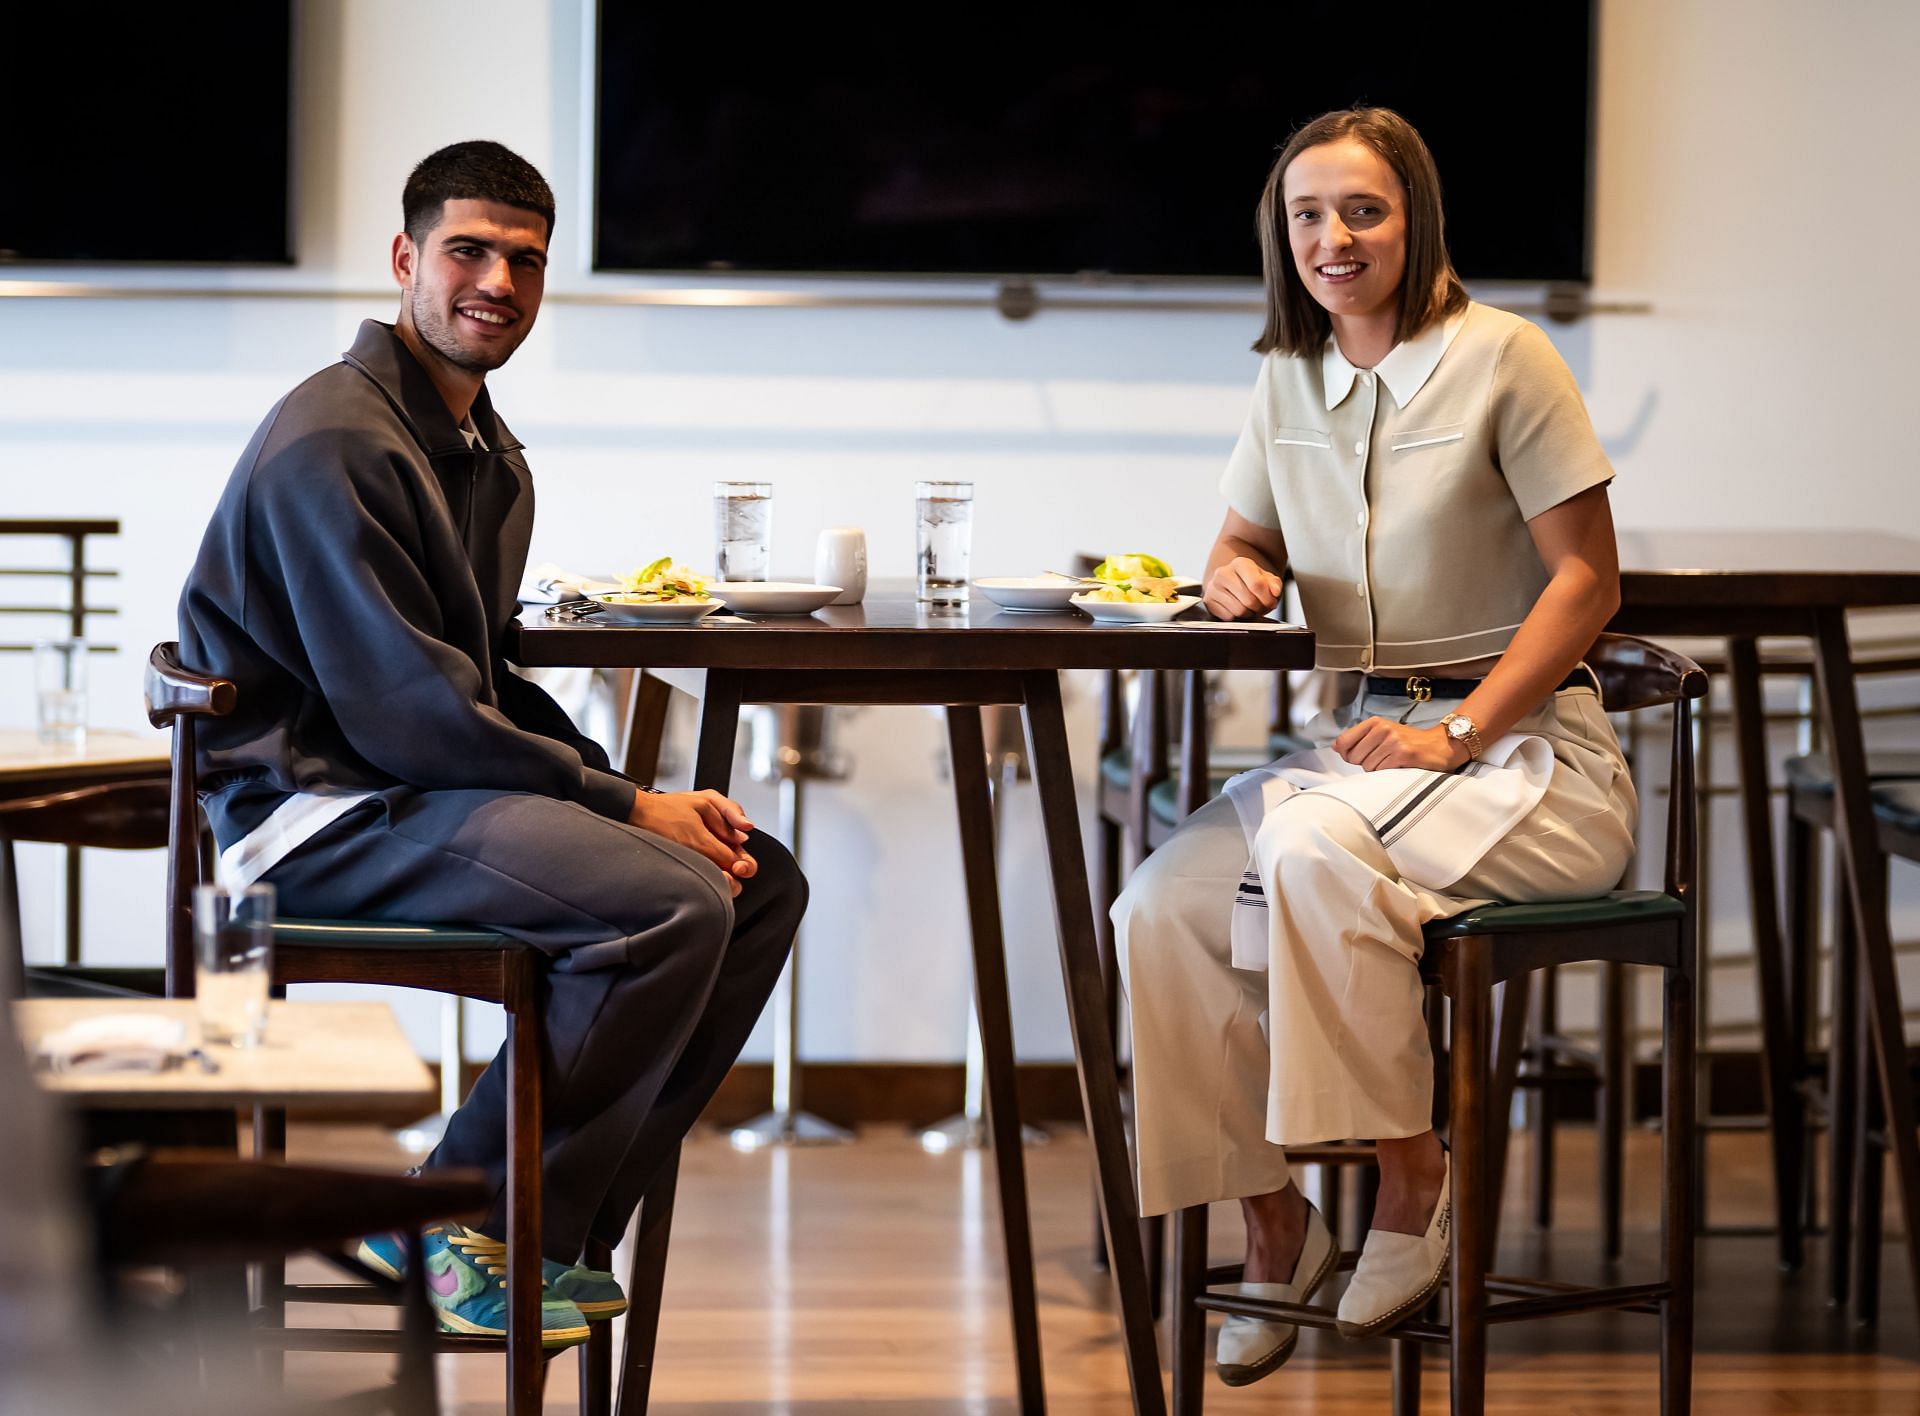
[36,1013,193,1074]
[519,562,620,605]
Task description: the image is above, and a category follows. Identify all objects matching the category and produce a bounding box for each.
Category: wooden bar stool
[145,643,676,1416]
[1785,757,1920,1319]
[1167,634,1704,1415]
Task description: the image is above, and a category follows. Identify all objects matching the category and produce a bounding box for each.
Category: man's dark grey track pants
[264,785,804,1259]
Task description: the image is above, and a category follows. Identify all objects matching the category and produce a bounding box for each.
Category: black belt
[1362,667,1594,701]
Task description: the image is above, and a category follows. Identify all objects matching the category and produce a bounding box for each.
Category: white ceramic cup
[814,528,868,605]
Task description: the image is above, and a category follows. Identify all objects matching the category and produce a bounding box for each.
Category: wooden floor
[282,1123,1920,1414]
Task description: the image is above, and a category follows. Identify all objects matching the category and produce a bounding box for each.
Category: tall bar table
[1614,529,1920,1300]
[516,587,1314,1415]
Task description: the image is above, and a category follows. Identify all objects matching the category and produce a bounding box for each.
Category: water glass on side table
[34,638,87,747]
[194,883,274,1048]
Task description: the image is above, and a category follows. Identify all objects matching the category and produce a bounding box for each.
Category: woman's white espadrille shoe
[1216,1199,1338,1387]
[1335,1152,1451,1339]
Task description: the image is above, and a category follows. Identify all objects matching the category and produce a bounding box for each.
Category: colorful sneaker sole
[435,1307,592,1349]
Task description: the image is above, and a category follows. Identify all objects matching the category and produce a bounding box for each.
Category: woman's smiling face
[1282,138,1408,326]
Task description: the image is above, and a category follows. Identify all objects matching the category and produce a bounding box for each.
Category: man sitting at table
[176,141,806,1347]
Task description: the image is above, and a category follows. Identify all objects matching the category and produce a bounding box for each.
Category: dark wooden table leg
[1828,860,1859,1308]
[692,670,743,794]
[946,705,1047,1414]
[1809,608,1920,1330]
[1853,956,1885,1328]
[1726,634,1806,1269]
[617,1151,679,1416]
[1021,670,1167,1416]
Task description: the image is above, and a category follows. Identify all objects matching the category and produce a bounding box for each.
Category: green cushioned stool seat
[1099,749,1132,792]
[1875,782,1920,836]
[1423,890,1685,939]
[273,919,515,950]
[1783,749,1920,796]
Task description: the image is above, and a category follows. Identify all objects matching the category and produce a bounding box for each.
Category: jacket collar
[341,319,525,456]
[1321,309,1467,413]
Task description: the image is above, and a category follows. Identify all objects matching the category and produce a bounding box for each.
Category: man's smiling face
[394,198,548,375]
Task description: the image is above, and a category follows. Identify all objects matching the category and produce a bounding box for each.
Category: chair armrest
[145,642,235,726]
[1586,633,1709,713]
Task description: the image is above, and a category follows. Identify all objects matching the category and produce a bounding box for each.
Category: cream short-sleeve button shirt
[1218,301,1614,673]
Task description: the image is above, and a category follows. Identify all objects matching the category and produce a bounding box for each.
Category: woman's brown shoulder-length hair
[1253,107,1469,358]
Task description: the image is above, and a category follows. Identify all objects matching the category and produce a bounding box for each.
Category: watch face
[1447,716,1474,739]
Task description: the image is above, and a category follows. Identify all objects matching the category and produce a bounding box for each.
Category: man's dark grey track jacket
[178,319,636,852]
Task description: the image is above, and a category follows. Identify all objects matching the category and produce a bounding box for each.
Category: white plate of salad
[1064,552,1200,621]
[588,558,725,624]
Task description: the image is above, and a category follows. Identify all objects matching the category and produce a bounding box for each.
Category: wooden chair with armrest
[145,642,678,1416]
[1168,633,1705,1416]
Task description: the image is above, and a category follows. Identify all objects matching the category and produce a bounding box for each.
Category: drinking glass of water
[194,883,274,1048]
[713,481,773,582]
[915,481,973,604]
[33,638,87,747]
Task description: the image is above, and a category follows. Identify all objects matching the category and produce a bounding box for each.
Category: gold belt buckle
[1396,676,1433,723]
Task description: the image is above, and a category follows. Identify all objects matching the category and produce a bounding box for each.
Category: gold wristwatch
[1440,712,1483,762]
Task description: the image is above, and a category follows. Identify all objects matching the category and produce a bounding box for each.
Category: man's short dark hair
[403,141,556,245]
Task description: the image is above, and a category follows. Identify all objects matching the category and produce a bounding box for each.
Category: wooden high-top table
[516,587,1315,1416]
[0,727,168,796]
[1614,529,1920,1307]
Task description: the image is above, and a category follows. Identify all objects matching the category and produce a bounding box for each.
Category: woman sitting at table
[1112,106,1636,1385]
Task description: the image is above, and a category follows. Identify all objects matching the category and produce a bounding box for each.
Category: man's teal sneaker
[362,1228,629,1321]
[356,1225,590,1348]
[543,1258,626,1318]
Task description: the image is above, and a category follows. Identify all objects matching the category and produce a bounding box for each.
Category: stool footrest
[1195,1273,1669,1336]
[248,1325,509,1354]
[278,1283,394,1306]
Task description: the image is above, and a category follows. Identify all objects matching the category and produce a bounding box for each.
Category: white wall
[4,0,1918,1070]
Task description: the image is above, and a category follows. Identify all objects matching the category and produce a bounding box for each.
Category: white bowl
[710,581,843,615]
[587,593,725,625]
[973,576,1085,612]
[1069,592,1202,624]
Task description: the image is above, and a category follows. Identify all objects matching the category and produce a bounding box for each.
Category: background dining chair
[1783,748,1920,1319]
[2,779,170,1001]
[0,520,157,970]
[1167,633,1705,1416]
[145,642,678,1416]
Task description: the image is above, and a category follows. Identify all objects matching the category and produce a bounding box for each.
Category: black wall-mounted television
[594,4,1594,284]
[1,5,294,265]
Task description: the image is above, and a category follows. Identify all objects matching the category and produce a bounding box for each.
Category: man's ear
[391,231,416,289]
